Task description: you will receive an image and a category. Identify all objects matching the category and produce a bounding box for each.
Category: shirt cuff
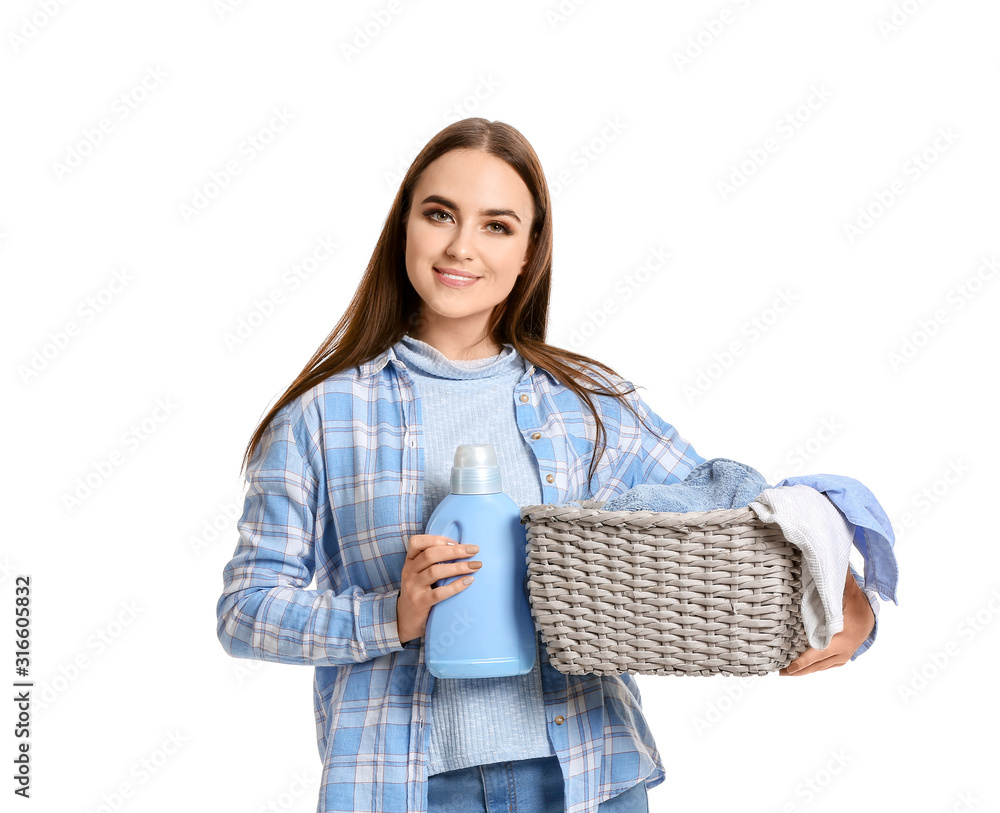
[848,566,880,661]
[358,588,405,660]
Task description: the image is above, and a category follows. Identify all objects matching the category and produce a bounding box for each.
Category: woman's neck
[405,330,501,361]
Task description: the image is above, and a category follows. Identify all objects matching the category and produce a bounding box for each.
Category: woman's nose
[446,226,474,260]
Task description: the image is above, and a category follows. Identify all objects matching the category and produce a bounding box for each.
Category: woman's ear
[519,235,537,274]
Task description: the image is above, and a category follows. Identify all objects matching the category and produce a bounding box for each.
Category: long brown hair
[241,117,658,489]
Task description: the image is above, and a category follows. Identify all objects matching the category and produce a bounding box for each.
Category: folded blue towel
[602,457,770,513]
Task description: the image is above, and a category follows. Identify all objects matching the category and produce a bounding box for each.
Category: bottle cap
[451,443,502,494]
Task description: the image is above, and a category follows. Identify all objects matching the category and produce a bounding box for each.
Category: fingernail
[462,576,475,585]
[446,541,456,546]
[466,545,480,553]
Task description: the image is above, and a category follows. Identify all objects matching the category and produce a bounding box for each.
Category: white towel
[749,485,854,650]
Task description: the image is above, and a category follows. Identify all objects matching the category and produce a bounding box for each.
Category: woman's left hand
[780,569,875,676]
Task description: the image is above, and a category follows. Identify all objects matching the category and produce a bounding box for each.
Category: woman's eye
[423,209,510,235]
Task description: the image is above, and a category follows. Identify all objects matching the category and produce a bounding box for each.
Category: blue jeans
[427,755,649,812]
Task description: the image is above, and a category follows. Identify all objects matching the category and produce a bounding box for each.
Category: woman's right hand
[396,535,482,645]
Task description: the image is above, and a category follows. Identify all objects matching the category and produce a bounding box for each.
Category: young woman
[216,118,879,813]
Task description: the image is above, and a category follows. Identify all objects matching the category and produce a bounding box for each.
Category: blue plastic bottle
[424,443,537,679]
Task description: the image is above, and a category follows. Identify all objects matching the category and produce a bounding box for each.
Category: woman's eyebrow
[419,194,521,224]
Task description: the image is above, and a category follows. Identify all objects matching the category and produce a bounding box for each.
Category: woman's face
[404,148,534,357]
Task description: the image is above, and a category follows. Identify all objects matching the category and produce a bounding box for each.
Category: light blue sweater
[394,334,555,776]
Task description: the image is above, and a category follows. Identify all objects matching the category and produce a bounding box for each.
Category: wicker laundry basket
[519,500,809,676]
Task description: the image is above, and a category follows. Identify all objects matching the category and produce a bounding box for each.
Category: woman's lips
[434,267,481,289]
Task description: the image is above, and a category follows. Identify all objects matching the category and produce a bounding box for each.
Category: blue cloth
[602,457,769,512]
[775,474,899,605]
[428,756,648,813]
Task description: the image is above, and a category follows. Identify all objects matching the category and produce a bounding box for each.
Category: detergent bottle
[424,443,537,678]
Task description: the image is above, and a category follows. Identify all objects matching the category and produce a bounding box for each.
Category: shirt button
[531,432,541,440]
[546,474,554,483]
[555,715,565,725]
[519,393,530,403]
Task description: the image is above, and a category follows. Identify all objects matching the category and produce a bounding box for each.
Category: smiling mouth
[433,269,483,290]
[435,267,480,280]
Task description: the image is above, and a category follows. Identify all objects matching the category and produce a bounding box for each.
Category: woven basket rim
[520,500,766,530]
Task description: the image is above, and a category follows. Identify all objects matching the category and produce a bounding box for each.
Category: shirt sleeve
[620,383,706,488]
[848,564,880,660]
[216,403,404,665]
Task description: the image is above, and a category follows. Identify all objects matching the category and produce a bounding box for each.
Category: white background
[3,1,997,811]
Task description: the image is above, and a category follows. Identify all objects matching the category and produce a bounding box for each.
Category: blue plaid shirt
[216,341,878,813]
